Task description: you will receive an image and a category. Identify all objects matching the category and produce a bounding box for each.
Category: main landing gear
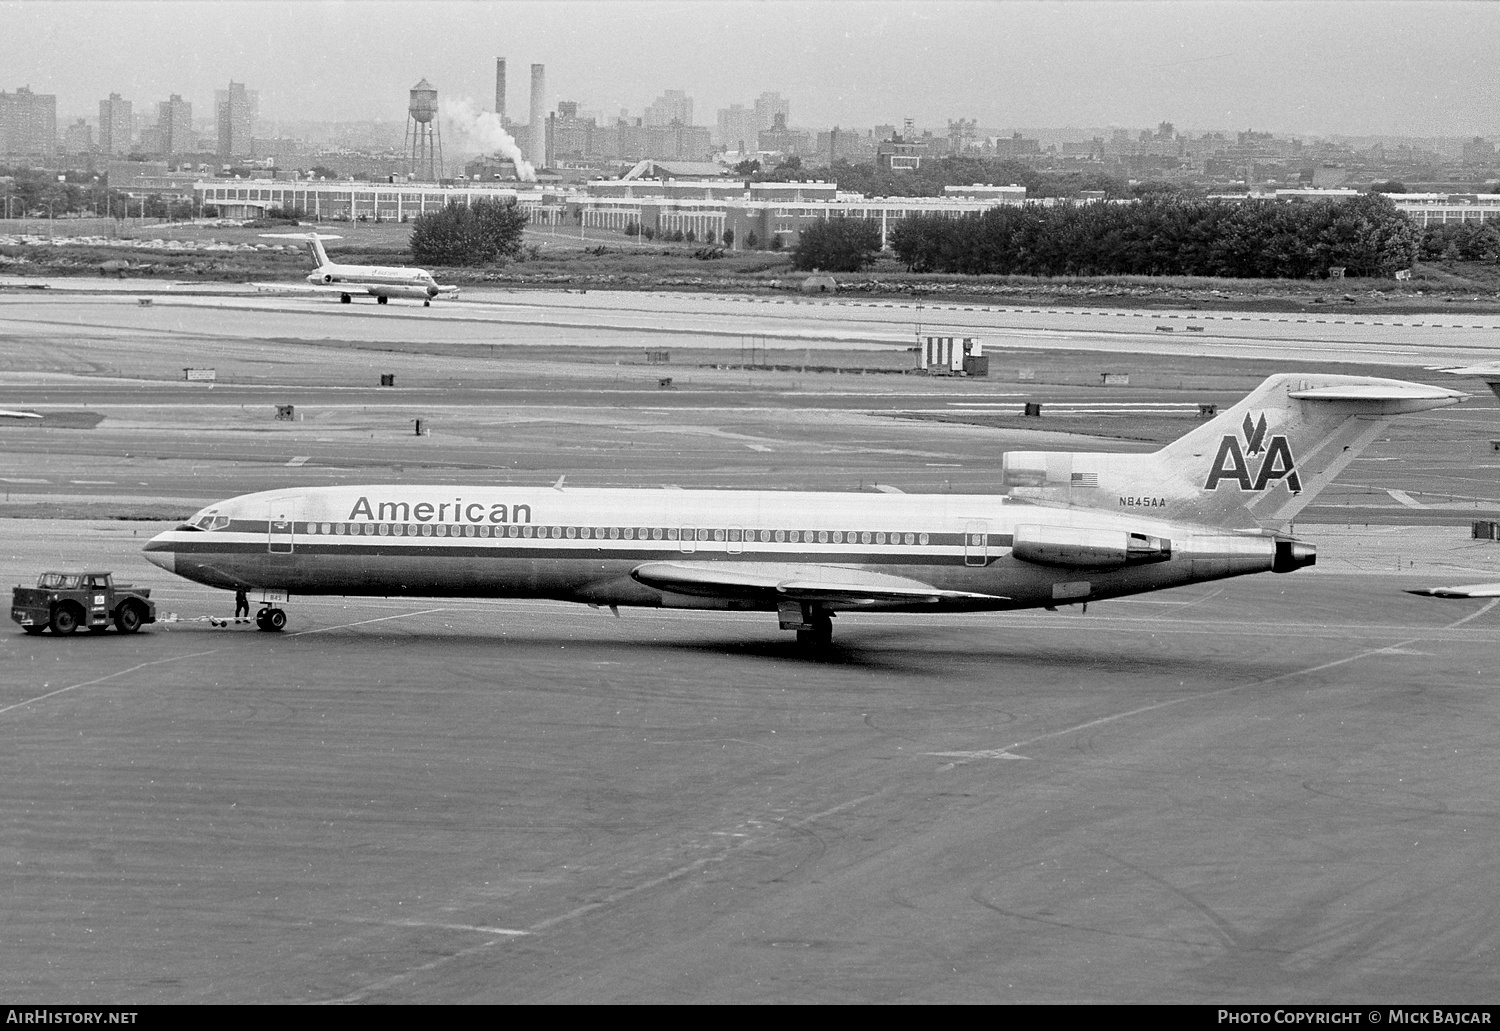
[339,293,352,304]
[780,602,833,651]
[796,615,833,650]
[255,606,287,632]
[377,295,388,304]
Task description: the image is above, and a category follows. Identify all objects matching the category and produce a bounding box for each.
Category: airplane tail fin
[259,232,341,269]
[1001,374,1465,529]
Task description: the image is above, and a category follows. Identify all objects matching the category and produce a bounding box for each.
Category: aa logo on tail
[1203,412,1301,493]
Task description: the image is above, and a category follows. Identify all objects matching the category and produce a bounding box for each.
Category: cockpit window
[182,509,231,532]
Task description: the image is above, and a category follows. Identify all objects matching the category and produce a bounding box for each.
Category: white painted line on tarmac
[0,649,224,717]
[288,607,449,637]
[286,456,310,466]
[927,600,1500,765]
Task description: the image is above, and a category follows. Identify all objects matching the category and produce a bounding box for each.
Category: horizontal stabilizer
[1286,383,1467,412]
[1405,583,1500,599]
[631,561,1006,606]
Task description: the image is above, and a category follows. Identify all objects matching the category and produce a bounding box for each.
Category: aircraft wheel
[50,605,80,635]
[340,293,352,304]
[796,616,833,650]
[263,608,286,632]
[377,296,388,305]
[423,300,430,307]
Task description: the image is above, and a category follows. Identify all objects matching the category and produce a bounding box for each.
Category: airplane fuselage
[144,485,1300,614]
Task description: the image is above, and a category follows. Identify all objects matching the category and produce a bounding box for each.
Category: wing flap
[630,561,1006,606]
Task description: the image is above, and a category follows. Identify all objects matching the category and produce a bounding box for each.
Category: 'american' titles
[348,497,532,524]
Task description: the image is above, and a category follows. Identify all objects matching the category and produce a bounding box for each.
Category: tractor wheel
[114,603,144,634]
[50,606,80,635]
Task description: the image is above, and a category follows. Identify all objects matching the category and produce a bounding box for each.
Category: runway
[8,281,1500,365]
[4,287,1500,1001]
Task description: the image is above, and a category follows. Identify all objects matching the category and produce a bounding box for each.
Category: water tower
[404,78,443,181]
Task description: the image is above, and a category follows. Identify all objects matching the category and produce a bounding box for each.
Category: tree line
[885,194,1419,279]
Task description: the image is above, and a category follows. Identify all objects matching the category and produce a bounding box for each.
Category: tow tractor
[11,571,157,635]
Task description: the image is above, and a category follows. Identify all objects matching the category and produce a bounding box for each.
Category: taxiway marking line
[289,608,449,637]
[322,790,882,1004]
[927,599,1500,763]
[0,650,223,717]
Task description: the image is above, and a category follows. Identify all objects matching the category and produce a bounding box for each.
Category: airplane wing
[1405,583,1500,599]
[630,561,1007,606]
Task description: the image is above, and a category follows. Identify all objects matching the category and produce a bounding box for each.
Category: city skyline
[5,0,1499,138]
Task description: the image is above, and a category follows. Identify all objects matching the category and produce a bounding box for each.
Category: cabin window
[609,527,620,539]
[508,525,519,538]
[667,528,679,540]
[565,526,577,539]
[464,525,475,537]
[716,529,727,542]
[861,532,872,544]
[919,533,929,545]
[579,527,591,539]
[378,523,389,536]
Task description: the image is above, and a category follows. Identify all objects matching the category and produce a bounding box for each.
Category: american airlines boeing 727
[142,374,1462,647]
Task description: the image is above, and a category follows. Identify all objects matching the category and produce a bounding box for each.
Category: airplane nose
[143,536,175,575]
[426,284,439,298]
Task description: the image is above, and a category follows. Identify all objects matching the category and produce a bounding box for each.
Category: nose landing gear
[255,606,287,632]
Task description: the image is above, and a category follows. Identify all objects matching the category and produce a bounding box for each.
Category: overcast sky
[7,0,1497,137]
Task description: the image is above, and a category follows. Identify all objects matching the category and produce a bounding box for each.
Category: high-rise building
[754,92,789,133]
[716,104,756,153]
[495,58,506,121]
[527,64,546,169]
[0,85,57,157]
[215,81,255,158]
[62,119,93,154]
[646,89,692,128]
[157,94,193,155]
[99,93,132,156]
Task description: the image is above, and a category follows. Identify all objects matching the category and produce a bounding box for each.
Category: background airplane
[253,232,459,306]
[142,374,1464,647]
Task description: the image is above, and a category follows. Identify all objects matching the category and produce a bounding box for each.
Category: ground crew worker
[234,588,249,623]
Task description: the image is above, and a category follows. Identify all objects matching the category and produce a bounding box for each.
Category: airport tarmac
[4,288,1500,1002]
[4,520,1500,1002]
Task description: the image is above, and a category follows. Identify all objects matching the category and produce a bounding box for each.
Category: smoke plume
[439,97,537,182]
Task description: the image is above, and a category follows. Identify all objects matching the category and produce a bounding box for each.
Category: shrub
[409,198,528,266]
[792,218,882,272]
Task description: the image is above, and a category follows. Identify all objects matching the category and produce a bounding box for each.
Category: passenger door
[268,499,297,554]
[964,520,989,567]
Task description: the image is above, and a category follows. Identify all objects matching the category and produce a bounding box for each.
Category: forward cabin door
[268,499,297,554]
[964,519,989,566]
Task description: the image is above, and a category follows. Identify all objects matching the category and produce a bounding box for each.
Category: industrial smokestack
[495,57,506,120]
[528,63,546,170]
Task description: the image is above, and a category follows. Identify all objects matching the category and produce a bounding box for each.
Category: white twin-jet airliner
[142,374,1463,648]
[254,233,459,306]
